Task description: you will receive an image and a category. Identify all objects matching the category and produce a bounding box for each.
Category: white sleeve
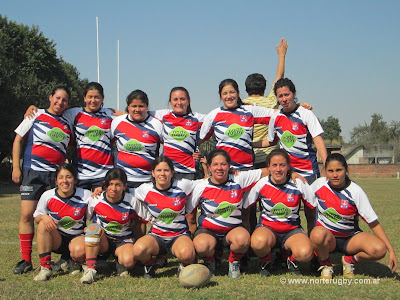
[152,109,170,121]
[267,113,278,142]
[302,108,324,138]
[353,184,378,224]
[199,109,217,140]
[250,105,275,118]
[14,110,42,137]
[33,189,52,218]
[296,179,317,208]
[237,169,262,189]
[243,179,263,209]
[86,196,98,220]
[185,180,205,213]
[130,195,152,222]
[110,115,124,139]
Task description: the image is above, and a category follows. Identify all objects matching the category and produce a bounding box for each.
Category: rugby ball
[179,264,211,288]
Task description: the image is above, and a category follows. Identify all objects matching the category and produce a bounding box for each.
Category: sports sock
[319,256,332,266]
[86,257,97,270]
[344,255,358,264]
[39,252,52,269]
[20,233,34,262]
[229,252,244,263]
[259,254,272,265]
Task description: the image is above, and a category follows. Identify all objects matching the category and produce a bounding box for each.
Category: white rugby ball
[179,264,211,288]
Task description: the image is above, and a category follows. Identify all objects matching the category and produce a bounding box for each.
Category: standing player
[12,86,72,274]
[245,149,316,276]
[132,156,197,278]
[32,164,91,281]
[310,153,397,279]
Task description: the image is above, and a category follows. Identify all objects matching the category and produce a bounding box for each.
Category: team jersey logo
[214,202,236,218]
[169,126,190,142]
[142,131,149,138]
[47,128,67,143]
[322,208,343,224]
[173,197,181,206]
[124,139,144,152]
[122,213,129,221]
[58,216,77,230]
[281,131,297,148]
[100,119,107,125]
[292,123,299,130]
[158,208,179,224]
[225,124,245,140]
[85,126,104,142]
[63,125,69,130]
[230,190,237,198]
[185,119,192,127]
[105,221,123,234]
[74,207,82,216]
[240,115,248,122]
[271,203,291,218]
[340,200,349,209]
[287,194,295,202]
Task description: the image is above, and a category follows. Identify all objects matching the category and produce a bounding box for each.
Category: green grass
[1,179,400,299]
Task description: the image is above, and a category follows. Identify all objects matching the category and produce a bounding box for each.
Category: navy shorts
[174,173,197,180]
[100,236,136,257]
[194,227,241,250]
[256,224,307,250]
[149,232,191,255]
[20,169,56,200]
[334,231,362,254]
[77,178,103,191]
[53,233,82,255]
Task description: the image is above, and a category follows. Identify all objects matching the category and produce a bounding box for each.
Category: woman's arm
[12,134,24,184]
[35,214,58,231]
[369,220,398,272]
[313,135,328,166]
[273,38,288,84]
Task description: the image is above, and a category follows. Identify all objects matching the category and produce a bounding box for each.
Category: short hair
[218,78,243,106]
[169,87,192,114]
[50,85,71,100]
[245,73,266,96]
[151,156,175,184]
[55,163,78,180]
[83,82,104,98]
[103,168,128,189]
[207,149,231,165]
[274,78,296,96]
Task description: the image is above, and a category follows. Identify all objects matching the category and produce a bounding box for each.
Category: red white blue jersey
[111,114,163,183]
[186,170,262,234]
[311,177,378,237]
[134,179,197,240]
[87,192,151,241]
[200,106,274,170]
[63,107,114,182]
[33,187,91,237]
[245,177,316,233]
[154,109,205,174]
[15,109,72,172]
[268,106,324,177]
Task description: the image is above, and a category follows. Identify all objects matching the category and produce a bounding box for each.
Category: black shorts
[256,224,307,250]
[149,232,191,255]
[174,173,197,180]
[53,234,82,255]
[334,231,362,254]
[100,236,136,258]
[77,178,103,190]
[194,227,240,250]
[20,169,56,200]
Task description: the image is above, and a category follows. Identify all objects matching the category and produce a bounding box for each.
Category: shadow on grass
[0,183,19,196]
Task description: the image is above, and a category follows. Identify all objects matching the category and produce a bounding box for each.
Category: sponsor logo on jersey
[85,125,104,142]
[158,208,179,224]
[74,207,82,216]
[271,203,291,218]
[185,119,192,127]
[169,126,190,142]
[142,131,149,138]
[214,202,236,218]
[340,200,349,209]
[292,123,299,130]
[322,208,343,224]
[225,124,245,140]
[47,128,67,143]
[105,221,123,234]
[287,194,295,202]
[230,190,237,198]
[281,131,297,148]
[173,197,181,206]
[240,115,248,122]
[124,139,144,151]
[58,216,77,230]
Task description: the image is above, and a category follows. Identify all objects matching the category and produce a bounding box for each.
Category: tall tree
[350,113,390,144]
[0,15,88,162]
[319,116,343,144]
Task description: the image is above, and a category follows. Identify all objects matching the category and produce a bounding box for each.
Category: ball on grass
[179,264,211,288]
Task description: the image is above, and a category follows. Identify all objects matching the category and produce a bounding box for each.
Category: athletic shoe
[80,268,97,284]
[115,261,129,277]
[203,260,216,276]
[318,265,333,280]
[259,261,272,277]
[68,259,82,275]
[240,255,250,273]
[341,256,355,278]
[177,263,184,275]
[155,255,168,268]
[13,260,33,274]
[143,265,156,279]
[51,258,68,272]
[286,258,300,275]
[310,256,320,273]
[33,267,52,281]
[228,261,241,278]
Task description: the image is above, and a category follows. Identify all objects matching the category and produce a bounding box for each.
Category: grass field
[0,178,399,299]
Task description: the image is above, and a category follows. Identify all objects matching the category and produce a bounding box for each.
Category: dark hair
[125,89,149,113]
[266,149,291,167]
[245,73,266,96]
[169,86,193,114]
[218,79,243,106]
[151,156,175,184]
[274,78,296,97]
[51,85,71,100]
[103,168,128,189]
[325,153,348,172]
[207,149,231,165]
[55,163,78,180]
[83,82,104,98]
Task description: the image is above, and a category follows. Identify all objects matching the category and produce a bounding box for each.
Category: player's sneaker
[155,254,168,268]
[318,265,333,280]
[228,261,241,278]
[177,263,185,275]
[51,258,68,272]
[203,260,216,276]
[13,260,33,274]
[115,261,129,277]
[341,256,355,278]
[259,261,272,277]
[143,265,156,279]
[68,259,82,275]
[33,267,52,281]
[80,268,97,284]
[286,258,300,275]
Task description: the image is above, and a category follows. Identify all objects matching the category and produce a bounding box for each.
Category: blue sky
[2,0,399,141]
